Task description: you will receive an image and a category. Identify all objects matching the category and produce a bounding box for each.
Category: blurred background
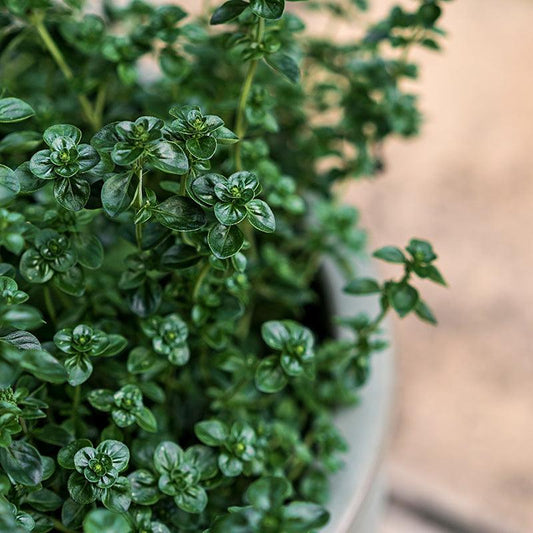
[114,0,533,530]
[349,1,533,531]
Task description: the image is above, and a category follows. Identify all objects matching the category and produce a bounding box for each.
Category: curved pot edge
[321,256,395,533]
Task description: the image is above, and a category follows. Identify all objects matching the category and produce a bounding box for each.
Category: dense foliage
[0,0,447,531]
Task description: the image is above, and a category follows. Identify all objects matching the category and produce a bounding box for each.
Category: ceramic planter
[321,257,395,533]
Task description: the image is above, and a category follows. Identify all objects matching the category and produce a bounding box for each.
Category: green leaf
[210,0,248,24]
[186,445,218,480]
[152,196,206,232]
[185,136,217,160]
[250,0,285,20]
[135,407,157,433]
[34,424,72,447]
[214,202,247,226]
[97,440,130,472]
[19,249,53,284]
[101,477,131,513]
[373,246,406,263]
[208,224,244,259]
[280,353,304,377]
[148,140,189,175]
[414,299,437,325]
[87,390,114,412]
[189,173,224,206]
[128,469,159,505]
[261,321,290,350]
[58,439,92,469]
[265,53,300,83]
[246,199,276,233]
[0,98,35,123]
[0,330,40,351]
[389,283,419,317]
[29,150,54,179]
[344,278,381,295]
[83,509,130,533]
[406,238,437,263]
[64,354,93,386]
[73,234,104,270]
[218,453,242,477]
[255,355,287,393]
[174,485,207,514]
[53,266,85,297]
[14,162,47,193]
[61,498,87,529]
[127,347,160,374]
[68,472,97,504]
[246,476,291,511]
[283,501,330,530]
[153,441,182,474]
[112,143,143,166]
[1,306,43,330]
[194,420,228,446]
[101,172,134,217]
[97,335,127,357]
[160,48,190,80]
[43,124,82,146]
[212,126,239,144]
[20,350,67,384]
[54,176,91,211]
[25,488,63,512]
[0,131,41,153]
[0,164,20,203]
[0,441,43,486]
[414,264,447,286]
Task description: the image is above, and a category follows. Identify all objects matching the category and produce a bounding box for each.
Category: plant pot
[321,257,395,533]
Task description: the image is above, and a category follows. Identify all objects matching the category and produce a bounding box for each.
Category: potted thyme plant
[0,0,447,531]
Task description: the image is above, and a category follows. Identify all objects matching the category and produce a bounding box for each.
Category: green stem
[234,18,265,171]
[71,385,81,437]
[93,82,107,130]
[193,261,210,302]
[43,285,56,325]
[31,14,98,131]
[51,519,77,533]
[135,166,144,248]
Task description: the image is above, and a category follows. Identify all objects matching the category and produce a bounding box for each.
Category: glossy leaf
[0,97,35,123]
[210,0,248,24]
[208,224,244,259]
[249,0,285,19]
[265,53,300,83]
[152,196,206,232]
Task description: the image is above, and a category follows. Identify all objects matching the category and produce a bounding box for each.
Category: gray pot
[321,257,395,533]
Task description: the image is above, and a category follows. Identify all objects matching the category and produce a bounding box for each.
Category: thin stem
[193,261,210,302]
[135,166,144,248]
[71,385,81,437]
[51,519,77,533]
[43,285,56,325]
[234,18,265,171]
[93,82,108,130]
[31,14,98,130]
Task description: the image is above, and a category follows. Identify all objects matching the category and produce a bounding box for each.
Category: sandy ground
[346,0,533,530]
